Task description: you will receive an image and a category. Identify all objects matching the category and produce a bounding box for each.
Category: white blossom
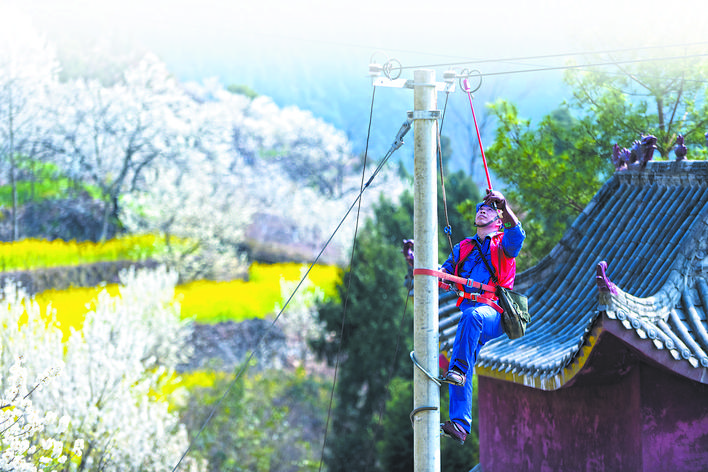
[0,267,202,471]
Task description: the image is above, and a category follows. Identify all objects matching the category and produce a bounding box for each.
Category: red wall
[478,352,708,471]
[479,367,642,471]
[640,363,708,471]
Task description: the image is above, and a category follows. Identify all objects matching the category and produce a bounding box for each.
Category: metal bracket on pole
[373,77,455,93]
[407,110,441,121]
[410,351,442,387]
[369,57,455,92]
[409,406,438,428]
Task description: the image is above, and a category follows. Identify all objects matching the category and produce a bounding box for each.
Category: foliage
[487,101,612,268]
[0,234,180,271]
[44,53,198,241]
[0,8,59,241]
[439,169,481,259]
[179,367,329,472]
[401,134,480,259]
[486,56,708,267]
[312,197,413,471]
[0,160,102,206]
[0,11,407,276]
[274,266,328,369]
[564,54,708,158]
[120,75,405,278]
[0,266,203,472]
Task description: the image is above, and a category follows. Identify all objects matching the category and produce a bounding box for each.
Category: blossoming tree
[0,267,203,471]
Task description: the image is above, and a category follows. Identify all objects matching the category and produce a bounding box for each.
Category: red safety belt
[412,268,502,314]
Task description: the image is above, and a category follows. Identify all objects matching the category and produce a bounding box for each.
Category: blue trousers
[448,303,504,433]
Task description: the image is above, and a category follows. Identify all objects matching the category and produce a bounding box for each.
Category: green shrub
[179,366,328,472]
[0,159,102,205]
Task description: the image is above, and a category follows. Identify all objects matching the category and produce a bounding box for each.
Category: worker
[439,189,526,444]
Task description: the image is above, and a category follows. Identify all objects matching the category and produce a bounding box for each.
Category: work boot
[441,421,467,445]
[440,368,465,386]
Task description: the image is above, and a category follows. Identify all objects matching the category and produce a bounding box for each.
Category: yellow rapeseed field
[0,234,175,271]
[176,262,341,323]
[35,261,342,338]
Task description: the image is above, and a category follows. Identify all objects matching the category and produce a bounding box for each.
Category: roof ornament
[596,261,618,295]
[674,134,688,161]
[611,135,657,171]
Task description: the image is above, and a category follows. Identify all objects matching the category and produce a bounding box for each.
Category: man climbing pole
[438,189,526,445]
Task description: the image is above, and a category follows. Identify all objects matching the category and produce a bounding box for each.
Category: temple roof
[438,160,708,390]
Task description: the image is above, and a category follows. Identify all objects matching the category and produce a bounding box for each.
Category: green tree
[486,56,708,267]
[486,101,612,268]
[565,56,708,157]
[404,135,482,259]
[181,368,329,472]
[312,194,414,472]
[312,166,480,471]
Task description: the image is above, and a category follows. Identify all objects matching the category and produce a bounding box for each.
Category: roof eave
[476,311,708,389]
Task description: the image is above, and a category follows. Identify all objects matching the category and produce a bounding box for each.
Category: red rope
[463,79,493,191]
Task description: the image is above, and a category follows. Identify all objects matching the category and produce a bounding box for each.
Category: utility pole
[412,69,440,472]
[371,62,454,472]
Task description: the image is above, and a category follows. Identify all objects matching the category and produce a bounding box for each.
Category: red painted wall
[640,363,708,472]
[479,368,642,471]
[478,349,708,471]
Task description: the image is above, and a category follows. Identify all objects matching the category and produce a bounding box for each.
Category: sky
[15,0,708,77]
[8,0,708,176]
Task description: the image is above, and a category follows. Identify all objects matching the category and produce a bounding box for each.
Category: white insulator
[368,63,383,77]
[443,70,456,83]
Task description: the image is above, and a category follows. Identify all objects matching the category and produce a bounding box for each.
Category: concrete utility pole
[371,63,452,471]
[412,69,440,472]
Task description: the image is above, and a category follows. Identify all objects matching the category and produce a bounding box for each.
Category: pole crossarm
[372,76,455,93]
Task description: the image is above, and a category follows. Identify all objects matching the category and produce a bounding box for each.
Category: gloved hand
[484,189,507,210]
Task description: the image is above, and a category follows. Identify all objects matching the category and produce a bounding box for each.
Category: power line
[466,52,708,79]
[373,51,708,85]
[395,40,708,71]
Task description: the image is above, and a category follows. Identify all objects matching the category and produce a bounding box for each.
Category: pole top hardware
[369,55,456,92]
[373,76,455,93]
[407,110,441,121]
[367,55,486,96]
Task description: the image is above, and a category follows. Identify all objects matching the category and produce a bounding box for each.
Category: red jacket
[452,233,517,306]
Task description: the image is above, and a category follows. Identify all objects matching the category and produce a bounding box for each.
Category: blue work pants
[448,303,504,433]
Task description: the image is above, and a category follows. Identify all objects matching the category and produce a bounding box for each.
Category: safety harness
[412,237,503,314]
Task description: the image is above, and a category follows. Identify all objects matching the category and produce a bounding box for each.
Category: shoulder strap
[470,238,499,283]
[454,238,475,276]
